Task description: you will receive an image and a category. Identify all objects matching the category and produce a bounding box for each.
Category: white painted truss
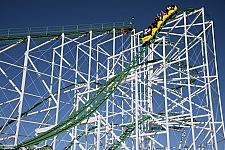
[0,8,224,150]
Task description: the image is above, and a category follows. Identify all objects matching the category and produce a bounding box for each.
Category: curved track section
[14,6,178,148]
[107,8,215,149]
[0,7,224,150]
[14,38,149,149]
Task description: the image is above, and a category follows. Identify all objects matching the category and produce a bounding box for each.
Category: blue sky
[0,0,224,92]
[0,0,225,148]
[2,0,224,110]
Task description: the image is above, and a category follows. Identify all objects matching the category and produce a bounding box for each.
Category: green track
[0,84,75,131]
[0,22,133,42]
[14,38,148,148]
[4,7,210,149]
[64,112,192,150]
[0,81,102,131]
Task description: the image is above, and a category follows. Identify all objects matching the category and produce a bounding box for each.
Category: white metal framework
[0,8,224,149]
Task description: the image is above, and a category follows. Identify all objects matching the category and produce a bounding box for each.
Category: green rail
[0,57,198,149]
[0,21,133,42]
[0,81,101,131]
[63,124,105,150]
[63,112,190,150]
[109,112,197,150]
[0,143,6,149]
[11,7,211,149]
[0,84,75,131]
[109,116,151,150]
[108,8,210,150]
[14,40,148,148]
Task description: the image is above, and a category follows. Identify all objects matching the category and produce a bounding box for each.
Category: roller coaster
[0,5,224,150]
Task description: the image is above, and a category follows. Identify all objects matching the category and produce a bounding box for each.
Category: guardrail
[0,21,133,41]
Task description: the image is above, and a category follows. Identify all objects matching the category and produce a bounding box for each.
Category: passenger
[159,13,163,21]
[154,14,160,22]
[148,23,153,29]
[167,5,172,11]
[165,6,171,14]
[121,27,125,35]
[171,5,175,10]
[146,26,152,35]
[143,29,148,36]
[152,21,158,28]
[154,16,157,22]
[160,11,164,18]
[161,10,167,15]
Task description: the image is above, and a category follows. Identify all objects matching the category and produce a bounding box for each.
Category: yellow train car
[142,5,177,44]
[168,5,177,15]
[157,20,163,29]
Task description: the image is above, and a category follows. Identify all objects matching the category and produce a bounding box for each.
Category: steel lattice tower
[0,8,224,150]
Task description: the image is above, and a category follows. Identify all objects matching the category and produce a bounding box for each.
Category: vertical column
[133,29,139,150]
[96,115,101,150]
[130,30,134,150]
[88,31,92,92]
[50,46,56,102]
[73,45,80,150]
[85,30,92,149]
[121,37,125,148]
[106,56,109,148]
[94,44,99,149]
[211,21,225,138]
[135,68,139,150]
[140,34,144,150]
[201,36,214,149]
[14,36,30,145]
[201,8,218,150]
[148,44,153,149]
[44,44,56,146]
[162,36,170,150]
[96,45,99,88]
[178,44,185,148]
[53,33,65,149]
[183,12,196,150]
[111,28,115,142]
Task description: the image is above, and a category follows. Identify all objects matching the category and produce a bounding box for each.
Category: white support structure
[0,8,224,150]
[14,36,30,145]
